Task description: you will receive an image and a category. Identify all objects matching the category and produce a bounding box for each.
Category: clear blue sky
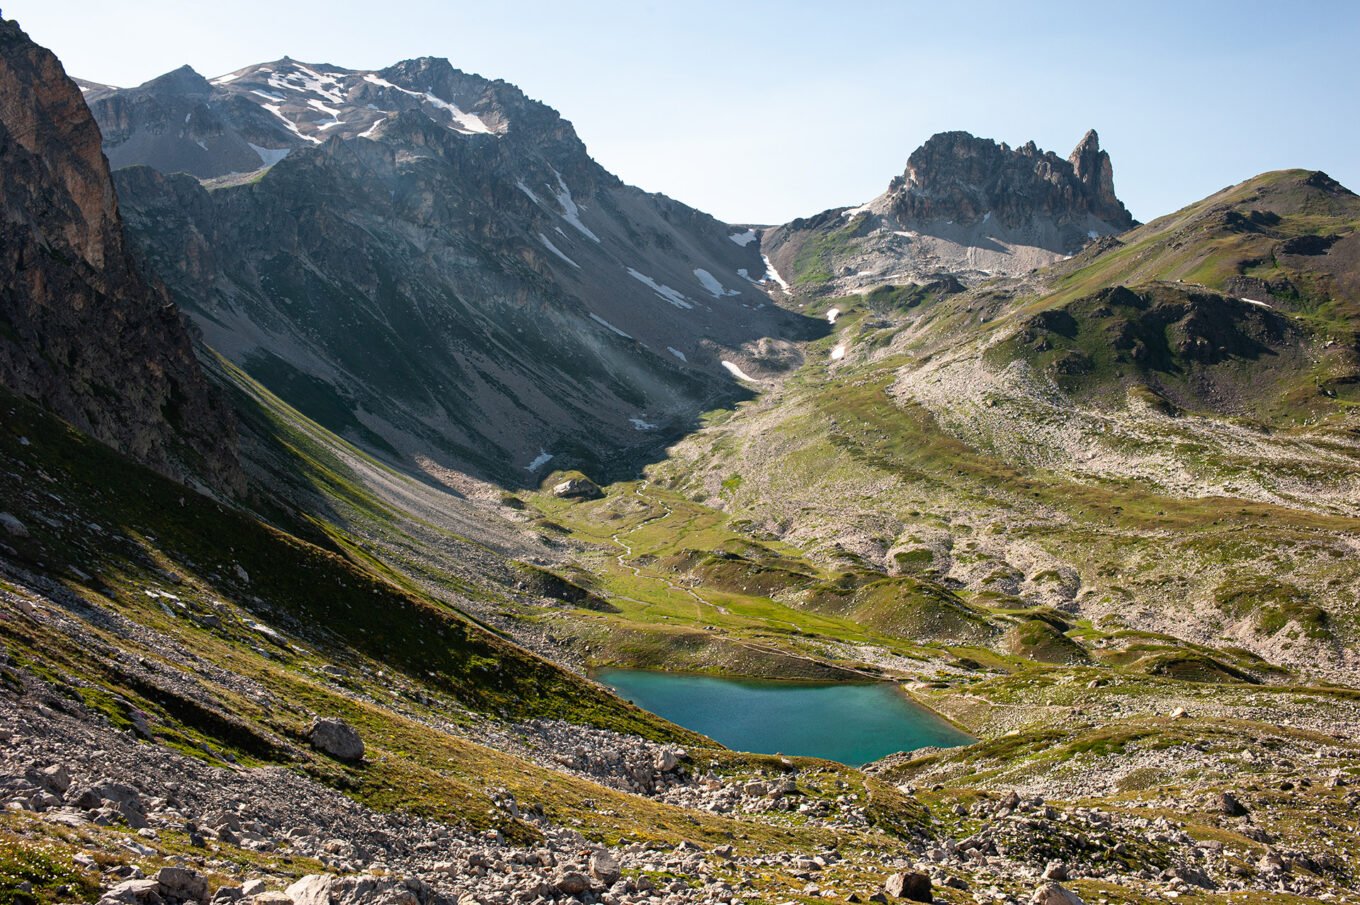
[9,0,1358,225]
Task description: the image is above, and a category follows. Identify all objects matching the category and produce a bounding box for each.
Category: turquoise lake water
[596,669,972,766]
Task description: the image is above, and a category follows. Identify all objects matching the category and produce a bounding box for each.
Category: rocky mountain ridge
[84,56,813,484]
[763,129,1137,297]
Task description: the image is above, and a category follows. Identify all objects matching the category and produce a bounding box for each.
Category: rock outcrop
[0,17,240,492]
[889,129,1135,236]
[763,129,1137,296]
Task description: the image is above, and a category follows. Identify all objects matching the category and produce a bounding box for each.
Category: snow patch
[728,229,757,247]
[251,89,287,102]
[358,118,386,139]
[210,71,241,85]
[260,104,321,144]
[538,233,580,268]
[1241,297,1272,309]
[629,417,659,431]
[826,307,840,324]
[627,268,694,309]
[721,361,757,382]
[515,179,541,204]
[694,268,740,298]
[1088,230,1100,239]
[526,450,554,472]
[362,73,495,136]
[589,313,632,339]
[830,344,846,361]
[667,347,687,362]
[269,63,346,105]
[247,143,289,166]
[552,173,601,242]
[420,90,493,135]
[761,254,791,294]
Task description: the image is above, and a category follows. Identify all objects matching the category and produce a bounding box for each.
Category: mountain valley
[2,13,1360,905]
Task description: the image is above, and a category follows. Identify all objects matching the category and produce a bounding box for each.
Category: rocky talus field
[2,12,1360,905]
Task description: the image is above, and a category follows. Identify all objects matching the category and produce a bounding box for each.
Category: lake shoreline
[594,666,974,766]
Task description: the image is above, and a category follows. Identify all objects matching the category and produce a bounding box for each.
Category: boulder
[27,763,71,794]
[1166,864,1217,889]
[1217,791,1248,817]
[247,894,293,905]
[1042,861,1068,881]
[285,875,337,905]
[155,868,208,904]
[653,749,682,772]
[589,849,621,886]
[554,872,590,896]
[551,477,602,501]
[1258,850,1288,873]
[0,512,28,537]
[73,781,147,828]
[307,718,364,762]
[101,879,164,905]
[884,871,932,902]
[1031,883,1085,905]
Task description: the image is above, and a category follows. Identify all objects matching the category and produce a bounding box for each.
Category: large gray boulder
[1031,883,1085,905]
[307,718,365,762]
[551,476,602,501]
[884,870,932,902]
[155,868,208,904]
[589,849,621,886]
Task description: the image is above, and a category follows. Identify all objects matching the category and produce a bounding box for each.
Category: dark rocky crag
[764,129,1138,296]
[889,129,1136,237]
[0,18,240,492]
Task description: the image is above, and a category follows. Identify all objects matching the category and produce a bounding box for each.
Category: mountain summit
[85,56,812,482]
[889,129,1135,235]
[763,129,1137,296]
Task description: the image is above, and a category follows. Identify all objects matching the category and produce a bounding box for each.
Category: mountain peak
[764,128,1140,296]
[139,63,211,96]
[891,129,1134,233]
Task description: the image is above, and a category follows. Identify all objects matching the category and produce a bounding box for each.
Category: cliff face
[891,129,1136,233]
[764,129,1137,297]
[0,19,240,492]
